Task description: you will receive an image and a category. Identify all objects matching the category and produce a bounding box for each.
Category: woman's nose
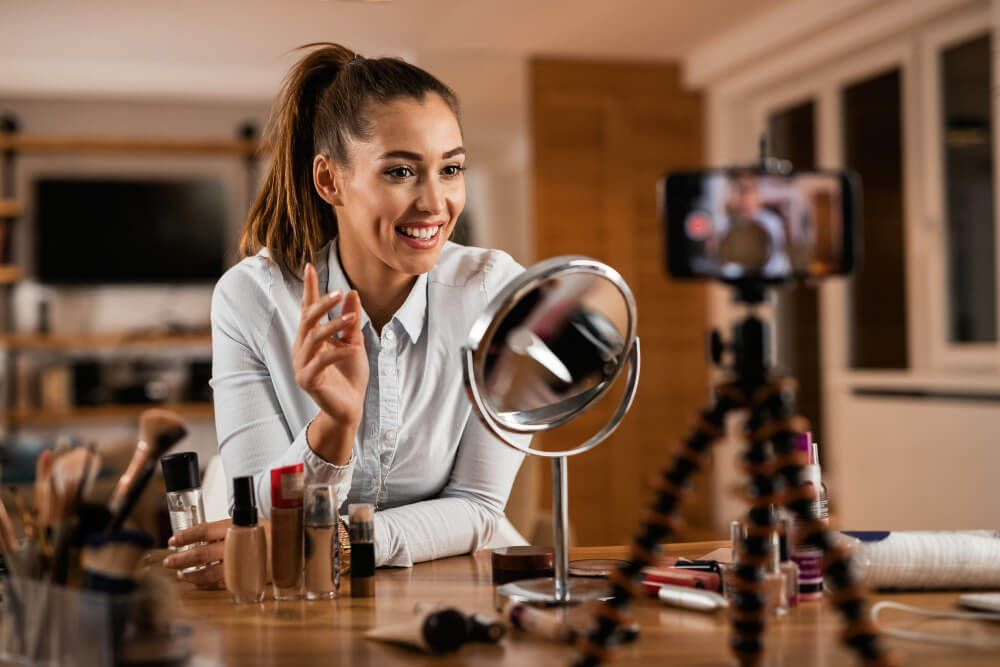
[415,179,446,216]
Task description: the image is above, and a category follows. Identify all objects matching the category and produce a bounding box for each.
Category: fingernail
[168,536,176,547]
[342,312,356,323]
[329,289,342,300]
[163,556,174,567]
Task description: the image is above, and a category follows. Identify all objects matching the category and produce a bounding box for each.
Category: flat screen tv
[35,177,227,284]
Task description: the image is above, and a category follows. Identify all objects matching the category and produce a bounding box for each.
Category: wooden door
[531,60,711,546]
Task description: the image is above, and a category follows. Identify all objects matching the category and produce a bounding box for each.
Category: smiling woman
[161,43,528,588]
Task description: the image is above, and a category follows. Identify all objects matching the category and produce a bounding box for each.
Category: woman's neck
[336,236,416,333]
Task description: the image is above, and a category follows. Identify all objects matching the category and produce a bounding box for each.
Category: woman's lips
[395,224,443,250]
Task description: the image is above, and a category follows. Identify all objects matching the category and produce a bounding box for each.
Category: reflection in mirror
[481,271,629,428]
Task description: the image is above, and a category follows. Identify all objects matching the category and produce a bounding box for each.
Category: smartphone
[660,169,860,282]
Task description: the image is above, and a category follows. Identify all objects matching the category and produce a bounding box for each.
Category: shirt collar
[325,238,427,344]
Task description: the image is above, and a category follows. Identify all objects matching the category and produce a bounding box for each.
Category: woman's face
[328,93,466,278]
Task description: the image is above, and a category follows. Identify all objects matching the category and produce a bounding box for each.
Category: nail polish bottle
[304,483,340,600]
[270,463,304,600]
[224,476,267,604]
[779,517,800,607]
[766,530,788,616]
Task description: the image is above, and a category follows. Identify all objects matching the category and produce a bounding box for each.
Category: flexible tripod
[575,281,900,666]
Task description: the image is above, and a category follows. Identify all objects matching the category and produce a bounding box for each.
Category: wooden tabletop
[168,541,1000,666]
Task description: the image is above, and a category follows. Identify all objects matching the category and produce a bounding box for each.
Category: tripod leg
[757,380,902,666]
[573,383,741,667]
[728,397,784,666]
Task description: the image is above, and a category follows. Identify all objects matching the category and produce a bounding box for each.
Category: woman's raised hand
[293,263,369,428]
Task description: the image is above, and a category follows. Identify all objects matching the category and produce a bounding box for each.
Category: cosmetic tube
[224,476,266,604]
[655,584,728,612]
[364,606,469,652]
[304,483,340,600]
[161,452,211,575]
[349,503,375,597]
[413,602,506,643]
[501,600,574,643]
[270,464,304,600]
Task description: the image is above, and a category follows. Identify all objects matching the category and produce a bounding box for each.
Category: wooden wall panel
[531,59,711,546]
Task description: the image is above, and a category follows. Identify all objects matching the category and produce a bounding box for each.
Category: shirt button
[384,366,396,377]
[383,329,395,341]
[383,429,397,443]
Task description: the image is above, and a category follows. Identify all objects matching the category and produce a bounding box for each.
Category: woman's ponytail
[239,43,355,280]
[238,42,460,281]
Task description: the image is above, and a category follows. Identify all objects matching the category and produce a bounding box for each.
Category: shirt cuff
[296,418,355,510]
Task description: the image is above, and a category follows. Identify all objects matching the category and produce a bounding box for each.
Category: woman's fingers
[178,561,226,590]
[162,539,225,572]
[296,290,344,344]
[338,290,364,345]
[297,343,358,390]
[296,313,357,365]
[168,517,231,548]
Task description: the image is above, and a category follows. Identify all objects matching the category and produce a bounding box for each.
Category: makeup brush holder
[0,576,215,667]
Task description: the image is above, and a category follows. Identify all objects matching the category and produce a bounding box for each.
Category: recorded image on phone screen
[669,172,847,281]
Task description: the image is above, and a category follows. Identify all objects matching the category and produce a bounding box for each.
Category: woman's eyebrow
[378,147,466,160]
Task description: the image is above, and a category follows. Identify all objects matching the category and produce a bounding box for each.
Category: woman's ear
[313,154,344,206]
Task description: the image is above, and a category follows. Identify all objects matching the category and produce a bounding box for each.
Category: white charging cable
[871,600,1000,648]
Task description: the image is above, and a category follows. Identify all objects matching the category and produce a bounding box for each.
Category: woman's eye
[385,166,415,179]
[442,165,466,178]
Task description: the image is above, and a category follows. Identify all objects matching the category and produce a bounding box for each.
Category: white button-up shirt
[210,238,527,566]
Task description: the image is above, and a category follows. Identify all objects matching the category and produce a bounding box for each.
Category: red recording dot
[685,211,713,241]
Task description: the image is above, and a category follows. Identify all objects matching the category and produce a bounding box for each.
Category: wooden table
[170,541,1000,666]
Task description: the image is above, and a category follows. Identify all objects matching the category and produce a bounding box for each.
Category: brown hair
[238,43,461,280]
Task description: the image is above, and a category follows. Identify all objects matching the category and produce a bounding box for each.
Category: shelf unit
[0,134,259,156]
[0,115,257,434]
[0,330,211,350]
[0,265,22,284]
[6,402,214,427]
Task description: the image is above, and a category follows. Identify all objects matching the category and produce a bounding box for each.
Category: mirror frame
[463,255,640,458]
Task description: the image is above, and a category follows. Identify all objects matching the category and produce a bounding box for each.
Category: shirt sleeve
[372,415,528,566]
[372,248,529,566]
[210,263,354,517]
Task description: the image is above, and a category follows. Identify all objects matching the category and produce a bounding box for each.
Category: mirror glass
[476,269,632,431]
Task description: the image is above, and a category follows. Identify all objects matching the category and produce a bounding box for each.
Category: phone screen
[661,170,858,281]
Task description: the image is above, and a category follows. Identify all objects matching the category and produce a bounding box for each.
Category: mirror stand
[495,456,611,607]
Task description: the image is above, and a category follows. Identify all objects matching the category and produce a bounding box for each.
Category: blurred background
[0,0,998,547]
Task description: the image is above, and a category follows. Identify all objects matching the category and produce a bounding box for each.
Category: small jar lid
[491,545,554,572]
[161,452,199,493]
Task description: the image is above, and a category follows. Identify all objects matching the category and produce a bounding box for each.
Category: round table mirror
[463,256,641,605]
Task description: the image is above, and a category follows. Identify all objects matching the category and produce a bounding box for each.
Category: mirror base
[494,577,611,608]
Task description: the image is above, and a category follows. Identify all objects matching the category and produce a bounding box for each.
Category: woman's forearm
[306,411,357,466]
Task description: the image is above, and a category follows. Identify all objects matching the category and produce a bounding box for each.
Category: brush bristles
[138,409,188,456]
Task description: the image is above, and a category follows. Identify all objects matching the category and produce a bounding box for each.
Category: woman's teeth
[398,225,439,240]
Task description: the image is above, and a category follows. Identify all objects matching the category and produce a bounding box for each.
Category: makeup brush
[49,446,102,584]
[107,409,187,533]
[34,449,55,528]
[0,491,18,551]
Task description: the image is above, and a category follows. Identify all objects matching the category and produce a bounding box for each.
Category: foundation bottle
[224,476,267,604]
[270,463,304,600]
[349,503,375,597]
[304,483,340,600]
[766,530,788,616]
